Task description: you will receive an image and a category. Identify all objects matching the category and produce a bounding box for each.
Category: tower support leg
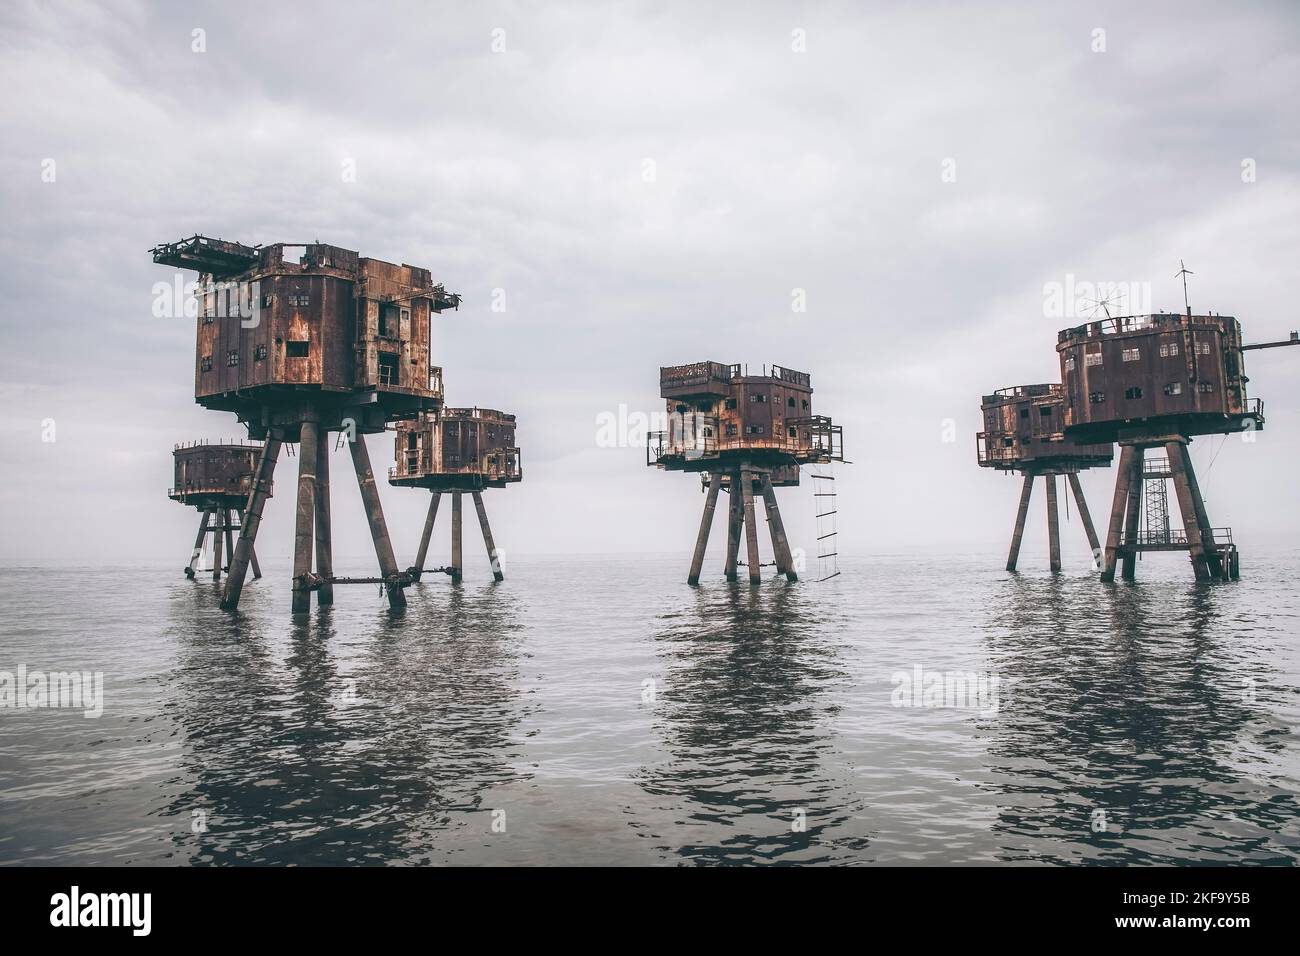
[314,428,334,606]
[724,477,742,582]
[222,509,235,575]
[212,508,224,582]
[187,509,212,578]
[414,491,441,580]
[1167,441,1213,581]
[1120,448,1144,582]
[688,473,722,585]
[291,420,319,614]
[221,433,282,610]
[1006,471,1034,571]
[1067,471,1102,567]
[741,469,762,585]
[1100,445,1136,582]
[760,474,797,582]
[473,491,504,582]
[1171,441,1223,579]
[349,433,406,609]
[248,533,262,580]
[1045,472,1062,572]
[450,491,463,584]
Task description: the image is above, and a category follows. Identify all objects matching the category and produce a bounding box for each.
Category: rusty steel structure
[152,235,459,613]
[649,361,845,585]
[977,384,1113,572]
[389,406,522,583]
[1057,311,1299,582]
[168,440,270,581]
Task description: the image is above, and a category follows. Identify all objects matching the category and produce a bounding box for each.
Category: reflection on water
[159,580,531,864]
[0,554,1297,865]
[638,582,870,864]
[981,575,1300,864]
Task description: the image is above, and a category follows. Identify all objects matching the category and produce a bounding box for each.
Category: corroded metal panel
[976,383,1112,472]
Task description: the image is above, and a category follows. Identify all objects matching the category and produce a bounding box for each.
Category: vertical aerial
[648,362,845,584]
[151,236,459,613]
[388,406,522,583]
[976,385,1112,572]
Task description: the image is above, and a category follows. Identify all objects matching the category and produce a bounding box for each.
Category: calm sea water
[1,549,1298,866]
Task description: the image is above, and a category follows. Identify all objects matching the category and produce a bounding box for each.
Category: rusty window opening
[725,398,737,409]
[1039,406,1052,416]
[254,344,268,361]
[1064,356,1076,371]
[1122,348,1140,362]
[378,353,399,386]
[1163,382,1182,395]
[286,340,309,358]
[1198,382,1216,393]
[725,424,738,436]
[1124,386,1143,400]
[1089,391,1105,404]
[226,350,239,367]
[1160,342,1179,358]
[200,355,213,372]
[1085,353,1103,367]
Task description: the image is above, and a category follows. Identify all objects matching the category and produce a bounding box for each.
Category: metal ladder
[810,467,840,581]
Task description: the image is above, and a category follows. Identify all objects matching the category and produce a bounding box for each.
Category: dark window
[378,353,399,386]
[1002,437,1014,447]
[1163,382,1182,396]
[725,399,737,410]
[254,344,268,361]
[1198,382,1216,393]
[286,340,309,358]
[788,426,797,437]
[1019,408,1030,419]
[750,393,767,403]
[200,355,213,372]
[226,350,239,367]
[744,425,765,435]
[1039,406,1052,417]
[802,399,809,410]
[1089,391,1105,404]
[202,314,214,325]
[788,397,796,408]
[261,294,273,308]
[1124,386,1143,400]
[288,293,309,307]
[725,424,737,436]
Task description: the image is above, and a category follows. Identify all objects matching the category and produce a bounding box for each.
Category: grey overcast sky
[0,0,1297,568]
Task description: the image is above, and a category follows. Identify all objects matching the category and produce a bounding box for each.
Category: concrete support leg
[724,478,742,582]
[1045,473,1061,573]
[688,473,723,585]
[212,507,224,582]
[248,532,262,580]
[1120,448,1144,582]
[1006,471,1034,572]
[414,491,441,579]
[741,470,762,585]
[222,509,235,575]
[349,433,407,608]
[1173,441,1223,579]
[473,491,504,582]
[1167,441,1212,581]
[1100,445,1136,583]
[314,428,334,606]
[760,474,797,582]
[188,509,211,578]
[1067,471,1102,566]
[221,433,282,610]
[291,420,319,614]
[450,491,463,584]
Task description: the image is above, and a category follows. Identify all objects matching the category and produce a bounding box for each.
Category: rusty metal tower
[977,384,1113,571]
[168,439,270,581]
[389,406,522,583]
[152,236,459,613]
[648,362,845,585]
[1057,305,1298,582]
